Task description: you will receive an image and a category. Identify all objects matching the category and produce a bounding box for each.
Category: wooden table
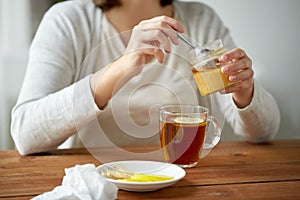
[1,139,300,199]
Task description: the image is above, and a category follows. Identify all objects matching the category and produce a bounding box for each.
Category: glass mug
[159,105,221,168]
[190,39,235,96]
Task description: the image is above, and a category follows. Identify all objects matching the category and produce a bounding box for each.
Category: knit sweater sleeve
[223,80,280,143]
[11,2,100,155]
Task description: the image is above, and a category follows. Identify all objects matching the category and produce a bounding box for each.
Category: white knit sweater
[11,0,280,155]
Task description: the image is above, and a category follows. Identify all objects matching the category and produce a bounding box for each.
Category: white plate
[97,160,186,192]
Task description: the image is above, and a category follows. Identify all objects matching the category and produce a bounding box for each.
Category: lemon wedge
[121,174,173,182]
[173,117,204,124]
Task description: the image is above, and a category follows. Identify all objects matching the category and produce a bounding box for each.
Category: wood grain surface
[1,140,299,199]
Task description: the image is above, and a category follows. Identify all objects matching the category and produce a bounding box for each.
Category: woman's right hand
[91,16,184,108]
[125,15,185,66]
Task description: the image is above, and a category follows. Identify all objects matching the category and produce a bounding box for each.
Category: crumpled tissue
[32,163,118,200]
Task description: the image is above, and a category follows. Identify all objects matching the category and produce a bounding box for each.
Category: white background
[0,0,299,149]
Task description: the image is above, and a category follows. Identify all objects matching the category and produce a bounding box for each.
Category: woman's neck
[105,0,173,33]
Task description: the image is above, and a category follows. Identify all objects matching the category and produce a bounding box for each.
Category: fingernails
[221,55,228,61]
[222,66,229,73]
[219,89,226,94]
[229,75,236,81]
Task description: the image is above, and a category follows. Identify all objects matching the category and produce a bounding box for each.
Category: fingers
[142,47,165,63]
[139,15,185,33]
[154,48,165,63]
[220,48,253,80]
[134,15,185,50]
[152,30,173,53]
[221,56,252,74]
[219,48,254,94]
[219,78,254,94]
[126,15,185,64]
[127,29,172,54]
[147,15,185,45]
[228,67,254,82]
[220,48,246,63]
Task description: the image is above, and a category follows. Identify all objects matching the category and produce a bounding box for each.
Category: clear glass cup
[159,104,221,168]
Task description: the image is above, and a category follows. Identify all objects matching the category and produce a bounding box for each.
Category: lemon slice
[121,174,173,182]
[173,117,204,124]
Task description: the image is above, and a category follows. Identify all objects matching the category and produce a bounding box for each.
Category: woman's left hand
[219,48,254,108]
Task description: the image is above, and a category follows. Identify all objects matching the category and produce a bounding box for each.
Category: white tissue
[32,164,118,200]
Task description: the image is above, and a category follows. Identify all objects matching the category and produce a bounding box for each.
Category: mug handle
[199,116,221,158]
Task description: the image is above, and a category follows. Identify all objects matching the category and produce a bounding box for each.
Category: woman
[11,0,280,155]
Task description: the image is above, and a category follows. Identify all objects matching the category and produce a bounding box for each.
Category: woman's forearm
[90,52,145,108]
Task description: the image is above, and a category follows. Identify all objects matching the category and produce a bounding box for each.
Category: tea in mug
[160,117,206,168]
[192,66,231,96]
